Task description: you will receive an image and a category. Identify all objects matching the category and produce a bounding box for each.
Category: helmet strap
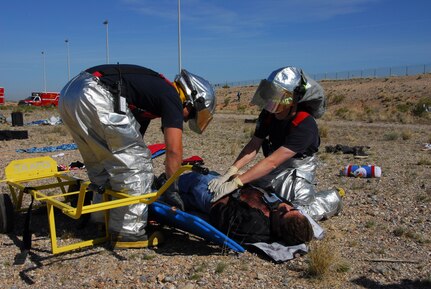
[173,82,187,103]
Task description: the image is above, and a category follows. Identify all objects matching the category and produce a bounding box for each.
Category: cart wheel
[0,193,14,233]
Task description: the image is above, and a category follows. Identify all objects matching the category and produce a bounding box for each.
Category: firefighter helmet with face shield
[251,66,307,114]
[174,69,216,134]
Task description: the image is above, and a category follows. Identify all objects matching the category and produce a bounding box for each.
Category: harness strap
[88,65,167,119]
[292,111,310,126]
[253,187,284,240]
[14,187,35,265]
[86,65,162,78]
[22,193,34,251]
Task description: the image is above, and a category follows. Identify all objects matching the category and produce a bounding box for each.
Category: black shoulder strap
[258,189,284,240]
[86,64,162,78]
[14,187,35,265]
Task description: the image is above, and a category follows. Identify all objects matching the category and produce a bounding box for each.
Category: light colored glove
[211,177,243,203]
[208,166,239,192]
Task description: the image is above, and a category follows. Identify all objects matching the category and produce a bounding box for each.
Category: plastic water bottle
[343,165,382,178]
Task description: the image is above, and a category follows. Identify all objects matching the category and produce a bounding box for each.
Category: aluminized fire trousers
[58,72,153,237]
[252,155,342,221]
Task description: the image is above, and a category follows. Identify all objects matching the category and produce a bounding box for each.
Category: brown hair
[280,210,314,245]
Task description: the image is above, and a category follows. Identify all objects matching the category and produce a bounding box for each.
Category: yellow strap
[173,82,187,103]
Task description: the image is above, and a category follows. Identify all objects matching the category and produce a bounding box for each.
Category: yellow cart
[0,156,207,254]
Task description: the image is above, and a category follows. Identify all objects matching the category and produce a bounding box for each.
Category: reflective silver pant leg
[59,72,153,236]
[269,156,342,221]
[305,188,343,221]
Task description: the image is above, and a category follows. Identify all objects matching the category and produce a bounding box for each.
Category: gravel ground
[0,107,430,289]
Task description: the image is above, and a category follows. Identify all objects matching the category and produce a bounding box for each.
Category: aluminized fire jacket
[58,71,154,238]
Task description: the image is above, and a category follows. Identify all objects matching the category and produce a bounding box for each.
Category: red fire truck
[18,92,60,107]
[0,87,4,105]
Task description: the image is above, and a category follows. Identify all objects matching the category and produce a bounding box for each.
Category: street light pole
[178,0,182,74]
[103,20,110,64]
[65,39,70,81]
[41,51,47,92]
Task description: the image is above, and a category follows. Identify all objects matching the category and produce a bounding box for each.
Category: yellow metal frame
[1,156,195,254]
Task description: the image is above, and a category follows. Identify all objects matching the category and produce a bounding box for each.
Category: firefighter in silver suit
[208,66,342,221]
[59,64,215,247]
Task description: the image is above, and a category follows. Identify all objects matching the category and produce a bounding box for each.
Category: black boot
[154,173,185,211]
[353,146,368,159]
[158,190,185,211]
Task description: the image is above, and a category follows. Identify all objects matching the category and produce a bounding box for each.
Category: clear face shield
[175,70,216,134]
[251,79,294,114]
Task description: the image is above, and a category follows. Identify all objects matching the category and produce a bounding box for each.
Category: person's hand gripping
[208,166,238,193]
[210,177,243,203]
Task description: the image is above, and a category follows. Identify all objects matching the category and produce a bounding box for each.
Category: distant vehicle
[18,92,60,107]
[0,87,4,105]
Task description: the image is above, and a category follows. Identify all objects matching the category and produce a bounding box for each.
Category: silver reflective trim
[253,66,326,118]
[267,66,304,92]
[251,79,294,113]
[175,69,216,133]
[59,72,154,236]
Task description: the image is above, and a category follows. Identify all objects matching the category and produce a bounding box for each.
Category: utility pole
[103,20,110,64]
[65,39,71,81]
[178,0,182,74]
[41,51,47,92]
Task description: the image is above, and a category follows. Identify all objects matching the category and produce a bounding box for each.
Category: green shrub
[335,261,351,273]
[417,158,431,166]
[306,242,336,278]
[13,105,35,113]
[335,107,350,119]
[328,94,345,105]
[393,227,405,237]
[319,125,329,138]
[215,261,228,274]
[365,220,376,228]
[396,103,410,113]
[223,97,231,107]
[412,97,431,117]
[401,130,413,140]
[237,104,246,112]
[383,132,399,141]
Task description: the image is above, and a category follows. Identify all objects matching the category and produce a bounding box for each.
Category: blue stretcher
[149,201,245,253]
[150,145,245,253]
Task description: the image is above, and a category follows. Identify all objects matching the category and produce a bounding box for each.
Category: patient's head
[278,203,314,245]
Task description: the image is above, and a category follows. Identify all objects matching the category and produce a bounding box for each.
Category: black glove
[155,173,185,211]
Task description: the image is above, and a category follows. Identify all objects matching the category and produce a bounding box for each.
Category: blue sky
[1,0,430,101]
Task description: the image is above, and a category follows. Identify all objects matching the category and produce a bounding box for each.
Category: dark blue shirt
[86,64,183,134]
[254,110,319,157]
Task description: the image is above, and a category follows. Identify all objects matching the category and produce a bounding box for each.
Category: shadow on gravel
[9,207,106,246]
[153,228,238,257]
[16,250,102,285]
[6,209,108,285]
[9,206,239,256]
[6,205,242,285]
[352,276,431,289]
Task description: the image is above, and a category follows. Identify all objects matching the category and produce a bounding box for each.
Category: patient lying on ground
[171,172,315,246]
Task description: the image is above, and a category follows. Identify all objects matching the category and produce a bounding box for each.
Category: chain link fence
[215,63,431,88]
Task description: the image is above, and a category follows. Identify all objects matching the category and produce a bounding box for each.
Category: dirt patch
[216,74,431,124]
